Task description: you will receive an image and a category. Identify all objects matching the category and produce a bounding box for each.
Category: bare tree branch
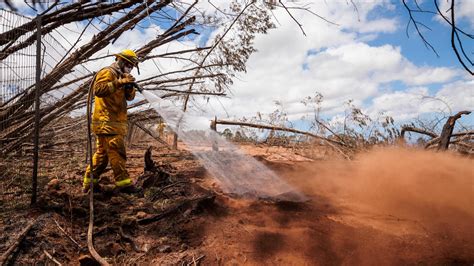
[279,0,306,36]
[402,0,439,57]
[448,0,473,75]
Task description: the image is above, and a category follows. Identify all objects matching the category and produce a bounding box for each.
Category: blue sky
[368,1,460,68]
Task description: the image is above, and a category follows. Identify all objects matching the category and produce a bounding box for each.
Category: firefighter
[157,121,166,138]
[83,49,141,194]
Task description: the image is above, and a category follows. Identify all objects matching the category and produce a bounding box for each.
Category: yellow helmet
[115,49,140,74]
[115,49,139,67]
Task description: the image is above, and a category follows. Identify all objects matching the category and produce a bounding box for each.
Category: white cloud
[401,66,459,86]
[435,80,474,113]
[306,43,458,86]
[437,0,474,28]
[323,0,398,33]
[366,87,436,120]
[358,18,398,33]
[365,79,473,122]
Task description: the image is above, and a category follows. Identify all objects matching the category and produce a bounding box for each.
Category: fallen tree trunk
[0,216,40,265]
[400,126,438,139]
[452,130,474,137]
[138,194,215,225]
[213,119,346,146]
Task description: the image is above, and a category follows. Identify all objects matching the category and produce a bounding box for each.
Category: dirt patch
[252,232,286,260]
[194,146,473,265]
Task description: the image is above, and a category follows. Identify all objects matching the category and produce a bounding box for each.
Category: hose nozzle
[125,82,143,93]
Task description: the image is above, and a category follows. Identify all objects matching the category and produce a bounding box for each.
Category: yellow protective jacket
[91,64,136,135]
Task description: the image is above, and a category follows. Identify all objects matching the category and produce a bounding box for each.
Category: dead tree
[213,118,351,159]
[173,1,275,148]
[400,111,473,152]
[438,111,471,150]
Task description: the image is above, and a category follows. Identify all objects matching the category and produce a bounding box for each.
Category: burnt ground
[1,140,473,265]
[1,139,216,265]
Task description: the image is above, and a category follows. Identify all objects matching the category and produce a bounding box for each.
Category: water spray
[135,84,308,202]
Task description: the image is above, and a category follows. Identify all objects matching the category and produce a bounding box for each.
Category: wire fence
[0,9,37,211]
[0,10,35,115]
[0,8,89,211]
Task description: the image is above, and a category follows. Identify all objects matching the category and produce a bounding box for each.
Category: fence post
[210,116,218,151]
[31,15,42,206]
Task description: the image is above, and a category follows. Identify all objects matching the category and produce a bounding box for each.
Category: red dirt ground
[1,142,473,265]
[192,146,474,265]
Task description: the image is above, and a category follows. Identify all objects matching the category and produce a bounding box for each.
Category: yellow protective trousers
[83,134,132,189]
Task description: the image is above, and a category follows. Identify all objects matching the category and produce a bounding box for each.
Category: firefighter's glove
[114,73,135,88]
